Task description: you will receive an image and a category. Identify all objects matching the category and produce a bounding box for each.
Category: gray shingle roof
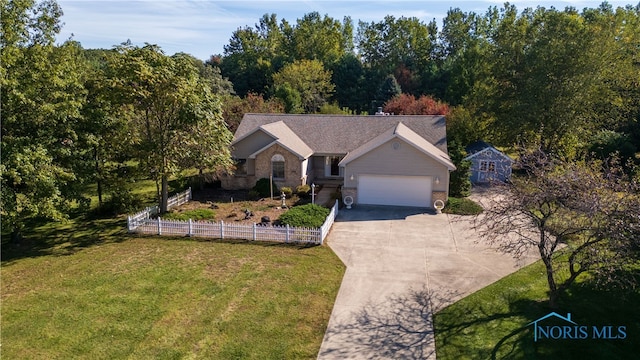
[339,122,456,170]
[234,113,449,154]
[465,140,493,155]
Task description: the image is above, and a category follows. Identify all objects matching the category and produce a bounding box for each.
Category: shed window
[272,154,285,179]
[480,161,496,173]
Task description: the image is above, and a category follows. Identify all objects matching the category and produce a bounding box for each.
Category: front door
[330,156,340,176]
[325,156,342,177]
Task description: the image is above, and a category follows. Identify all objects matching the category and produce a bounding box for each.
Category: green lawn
[2,214,345,359]
[434,259,640,359]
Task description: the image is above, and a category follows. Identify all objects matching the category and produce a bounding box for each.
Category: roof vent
[375,107,390,116]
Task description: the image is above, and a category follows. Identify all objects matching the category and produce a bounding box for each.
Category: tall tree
[106,44,233,213]
[1,0,86,241]
[356,16,439,96]
[77,48,134,208]
[375,74,401,108]
[220,14,286,96]
[290,12,353,66]
[467,4,640,157]
[272,59,335,113]
[221,93,284,133]
[330,53,366,112]
[438,8,495,106]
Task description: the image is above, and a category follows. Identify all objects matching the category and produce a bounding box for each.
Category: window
[271,154,285,179]
[480,161,496,172]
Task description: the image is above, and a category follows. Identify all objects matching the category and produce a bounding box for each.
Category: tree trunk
[542,255,559,308]
[198,168,204,191]
[161,174,169,214]
[539,230,559,309]
[94,147,103,207]
[11,227,22,245]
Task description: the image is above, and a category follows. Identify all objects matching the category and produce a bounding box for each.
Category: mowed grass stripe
[2,237,345,359]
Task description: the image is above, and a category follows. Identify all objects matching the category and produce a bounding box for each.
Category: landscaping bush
[253,178,278,198]
[162,209,216,221]
[97,188,143,215]
[442,197,483,215]
[278,204,330,228]
[281,186,293,198]
[296,184,311,198]
[448,140,472,197]
[247,190,261,200]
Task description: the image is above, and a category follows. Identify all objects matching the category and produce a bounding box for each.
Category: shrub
[448,140,472,197]
[98,188,142,215]
[162,209,216,221]
[442,197,483,215]
[278,204,330,228]
[281,186,293,198]
[253,178,278,198]
[296,184,311,198]
[247,190,261,200]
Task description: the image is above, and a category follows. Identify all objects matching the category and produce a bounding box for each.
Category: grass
[434,259,640,359]
[443,197,484,215]
[162,208,217,221]
[2,210,345,359]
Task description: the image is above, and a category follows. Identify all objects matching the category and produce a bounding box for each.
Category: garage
[358,174,432,207]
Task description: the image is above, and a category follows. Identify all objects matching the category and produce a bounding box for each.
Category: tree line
[218,4,640,160]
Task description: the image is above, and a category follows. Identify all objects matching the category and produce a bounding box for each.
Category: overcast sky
[56,0,638,60]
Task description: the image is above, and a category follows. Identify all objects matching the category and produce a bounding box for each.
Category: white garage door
[358,175,432,207]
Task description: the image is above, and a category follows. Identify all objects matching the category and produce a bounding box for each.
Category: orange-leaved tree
[383,94,450,115]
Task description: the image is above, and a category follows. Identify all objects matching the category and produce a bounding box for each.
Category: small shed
[464,141,513,183]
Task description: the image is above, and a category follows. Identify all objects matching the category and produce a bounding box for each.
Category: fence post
[253,223,256,241]
[286,224,290,243]
[220,220,224,239]
[158,217,162,235]
[127,216,132,232]
[188,219,193,237]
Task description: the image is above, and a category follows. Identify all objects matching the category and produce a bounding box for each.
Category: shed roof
[464,140,514,162]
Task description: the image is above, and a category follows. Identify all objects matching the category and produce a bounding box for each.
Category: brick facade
[431,191,447,205]
[253,143,303,189]
[341,187,357,205]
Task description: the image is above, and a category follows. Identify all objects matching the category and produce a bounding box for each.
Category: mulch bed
[169,187,309,226]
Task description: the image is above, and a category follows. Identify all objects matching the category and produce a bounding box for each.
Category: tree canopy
[1,0,86,241]
[105,44,233,213]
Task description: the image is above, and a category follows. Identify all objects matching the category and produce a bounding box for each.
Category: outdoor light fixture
[435,177,440,185]
[350,174,354,181]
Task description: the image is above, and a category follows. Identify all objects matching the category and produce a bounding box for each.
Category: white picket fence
[128,199,339,245]
[127,188,191,230]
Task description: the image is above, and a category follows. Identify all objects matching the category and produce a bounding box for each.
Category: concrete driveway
[317,205,538,359]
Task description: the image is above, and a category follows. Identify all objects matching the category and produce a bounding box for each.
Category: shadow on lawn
[435,280,640,360]
[1,212,129,264]
[144,235,321,251]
